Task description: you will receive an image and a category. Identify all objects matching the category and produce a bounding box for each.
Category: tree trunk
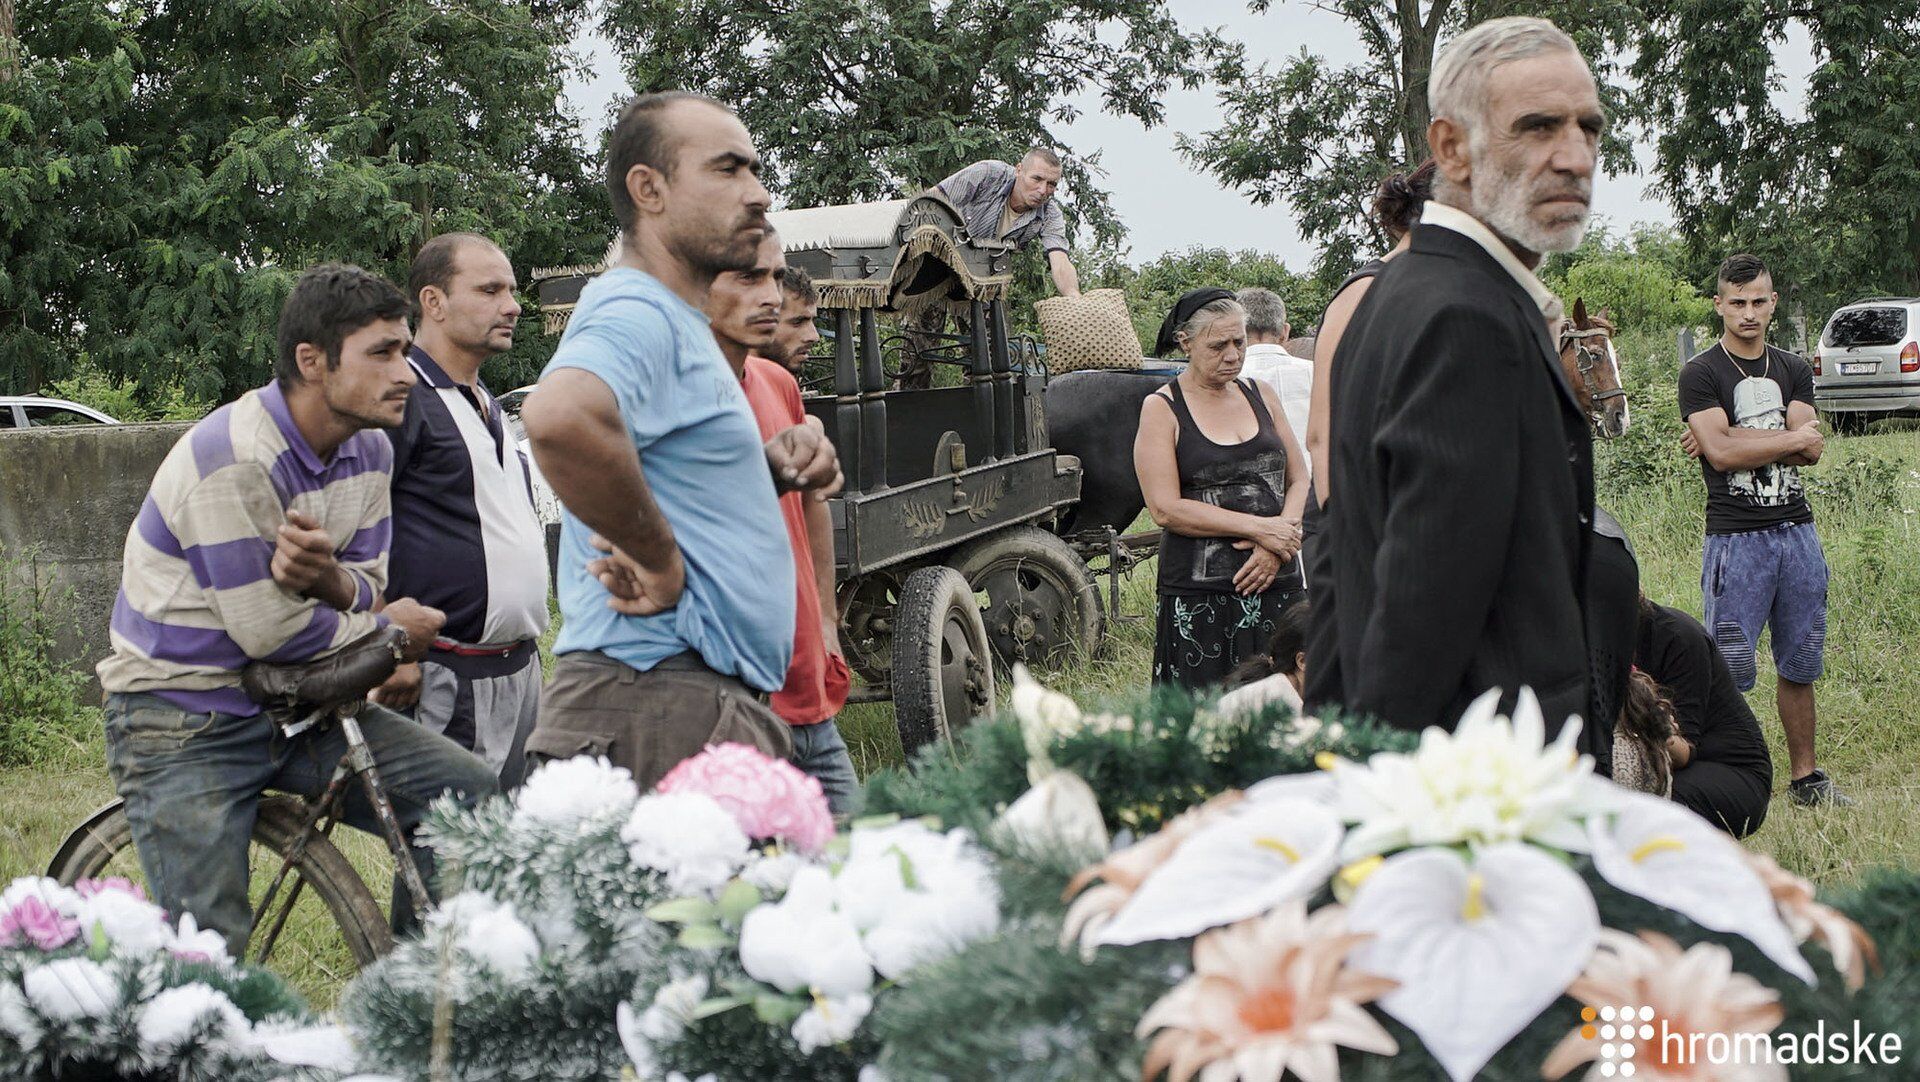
[1,0,18,82]
[1396,0,1448,163]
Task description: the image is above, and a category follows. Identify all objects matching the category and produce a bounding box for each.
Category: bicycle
[48,631,432,988]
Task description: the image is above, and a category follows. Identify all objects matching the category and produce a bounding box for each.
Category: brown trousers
[526,651,793,791]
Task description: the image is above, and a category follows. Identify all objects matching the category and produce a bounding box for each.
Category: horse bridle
[1558,322,1627,409]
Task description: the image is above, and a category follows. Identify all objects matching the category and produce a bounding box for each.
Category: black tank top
[1302,257,1386,533]
[1156,379,1290,595]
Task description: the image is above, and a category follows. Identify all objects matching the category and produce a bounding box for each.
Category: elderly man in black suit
[1322,16,1601,734]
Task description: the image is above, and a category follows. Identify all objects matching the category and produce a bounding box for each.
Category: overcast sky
[565,2,1814,270]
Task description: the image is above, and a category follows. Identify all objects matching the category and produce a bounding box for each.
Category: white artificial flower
[835,821,999,981]
[616,1000,659,1079]
[136,982,247,1053]
[512,755,639,829]
[1588,790,1815,985]
[1348,844,1600,1082]
[791,991,872,1053]
[1,877,82,917]
[1011,664,1085,783]
[429,893,541,981]
[247,1020,362,1069]
[1093,797,1342,946]
[665,1074,717,1082]
[73,889,172,956]
[991,770,1108,862]
[1215,671,1304,720]
[1334,687,1611,861]
[0,981,42,1046]
[166,913,230,963]
[22,958,118,1022]
[738,868,874,997]
[639,973,709,1044]
[739,850,807,894]
[621,792,752,895]
[858,1066,890,1082]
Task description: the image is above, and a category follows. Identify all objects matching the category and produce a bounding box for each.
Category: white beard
[1469,138,1591,255]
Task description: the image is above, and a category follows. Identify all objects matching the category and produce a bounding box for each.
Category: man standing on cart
[899,149,1083,388]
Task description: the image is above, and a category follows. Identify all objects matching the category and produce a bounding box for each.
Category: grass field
[3,421,1916,1007]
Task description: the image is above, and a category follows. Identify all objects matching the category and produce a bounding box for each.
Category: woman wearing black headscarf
[1135,289,1309,690]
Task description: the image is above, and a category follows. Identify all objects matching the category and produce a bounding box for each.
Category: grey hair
[1429,17,1579,134]
[1235,288,1287,338]
[1177,298,1244,348]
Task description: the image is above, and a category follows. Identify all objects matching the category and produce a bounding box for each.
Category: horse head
[1560,298,1630,439]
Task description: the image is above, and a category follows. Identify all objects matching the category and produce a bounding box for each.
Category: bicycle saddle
[241,625,408,719]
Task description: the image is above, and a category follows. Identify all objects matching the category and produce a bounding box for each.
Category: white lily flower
[1334,687,1609,861]
[1588,790,1815,985]
[738,867,874,997]
[1348,844,1600,1082]
[991,770,1108,862]
[1243,770,1338,807]
[248,1020,361,1069]
[1094,798,1342,946]
[22,958,118,1022]
[1011,664,1085,783]
[791,991,873,1052]
[167,912,230,963]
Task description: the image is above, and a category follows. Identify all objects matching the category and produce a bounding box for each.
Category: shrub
[0,555,100,767]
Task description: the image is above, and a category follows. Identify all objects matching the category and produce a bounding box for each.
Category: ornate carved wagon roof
[532,191,1013,334]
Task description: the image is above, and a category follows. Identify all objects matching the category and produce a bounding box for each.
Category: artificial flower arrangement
[339,742,998,1081]
[0,874,327,1080]
[865,669,1914,1082]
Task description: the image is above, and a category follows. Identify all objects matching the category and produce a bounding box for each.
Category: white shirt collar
[1244,342,1296,360]
[1420,201,1565,321]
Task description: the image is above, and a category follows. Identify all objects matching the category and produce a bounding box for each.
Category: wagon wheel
[890,566,996,759]
[946,526,1105,670]
[838,570,905,683]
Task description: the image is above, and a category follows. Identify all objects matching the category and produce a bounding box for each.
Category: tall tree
[0,0,607,399]
[1630,0,1920,328]
[1180,1,1642,278]
[600,0,1225,247]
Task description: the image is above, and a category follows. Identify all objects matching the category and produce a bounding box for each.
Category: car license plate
[1840,361,1878,375]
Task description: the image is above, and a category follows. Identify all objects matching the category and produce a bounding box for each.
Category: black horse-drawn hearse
[535,193,1104,755]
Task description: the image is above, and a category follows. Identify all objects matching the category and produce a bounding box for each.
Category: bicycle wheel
[47,795,394,1006]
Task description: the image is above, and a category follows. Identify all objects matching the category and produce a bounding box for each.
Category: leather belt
[430,636,533,658]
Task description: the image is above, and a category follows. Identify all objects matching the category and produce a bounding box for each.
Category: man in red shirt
[704,230,856,812]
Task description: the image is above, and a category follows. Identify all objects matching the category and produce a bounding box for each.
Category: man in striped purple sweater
[96,264,497,953]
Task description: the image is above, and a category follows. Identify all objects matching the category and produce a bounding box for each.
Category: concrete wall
[0,423,192,681]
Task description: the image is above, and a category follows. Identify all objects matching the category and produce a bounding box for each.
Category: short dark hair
[1021,147,1062,169]
[1717,253,1771,289]
[606,91,728,230]
[275,264,410,388]
[408,232,500,315]
[779,265,817,306]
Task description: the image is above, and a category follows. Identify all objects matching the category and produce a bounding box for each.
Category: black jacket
[1323,222,1594,733]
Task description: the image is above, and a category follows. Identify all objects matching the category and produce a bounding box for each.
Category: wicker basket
[1034,288,1143,373]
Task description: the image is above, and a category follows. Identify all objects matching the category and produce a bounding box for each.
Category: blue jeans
[789,718,858,816]
[103,692,497,956]
[1702,522,1829,690]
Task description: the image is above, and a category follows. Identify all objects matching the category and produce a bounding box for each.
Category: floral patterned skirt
[1151,588,1297,693]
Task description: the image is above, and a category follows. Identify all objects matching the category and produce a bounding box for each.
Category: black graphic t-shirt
[1677,344,1816,535]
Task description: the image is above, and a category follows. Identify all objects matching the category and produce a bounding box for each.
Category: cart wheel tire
[947,526,1104,669]
[48,795,394,969]
[890,566,997,759]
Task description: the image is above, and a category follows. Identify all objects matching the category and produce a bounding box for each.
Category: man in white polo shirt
[1236,287,1313,473]
[376,232,550,787]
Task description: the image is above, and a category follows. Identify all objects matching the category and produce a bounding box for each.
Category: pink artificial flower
[657,743,836,853]
[74,878,147,902]
[0,897,80,951]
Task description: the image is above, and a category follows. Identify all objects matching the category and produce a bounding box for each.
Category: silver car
[0,396,121,429]
[1813,298,1920,432]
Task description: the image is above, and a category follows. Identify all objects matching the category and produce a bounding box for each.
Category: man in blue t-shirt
[520,92,843,787]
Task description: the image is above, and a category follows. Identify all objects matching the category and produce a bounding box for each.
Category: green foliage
[45,362,211,422]
[1591,342,1699,497]
[1179,0,1644,279]
[600,0,1225,248]
[1,0,609,400]
[0,554,99,768]
[1541,224,1715,333]
[1628,1,1920,331]
[1076,246,1332,356]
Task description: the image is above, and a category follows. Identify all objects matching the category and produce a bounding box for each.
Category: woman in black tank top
[1135,293,1309,691]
